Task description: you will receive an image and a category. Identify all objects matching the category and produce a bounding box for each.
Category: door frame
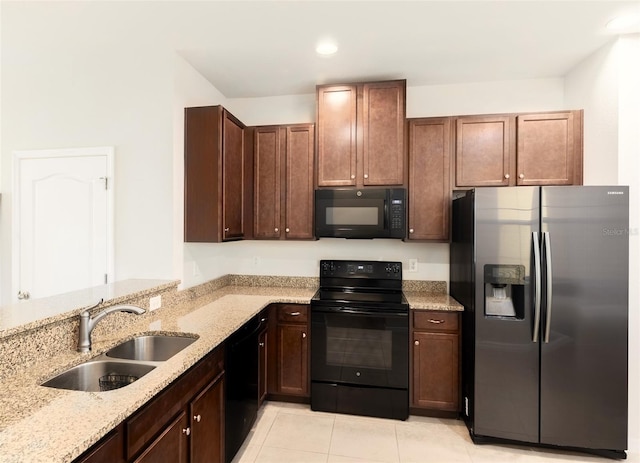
[11,146,115,302]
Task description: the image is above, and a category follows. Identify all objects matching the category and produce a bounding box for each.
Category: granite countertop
[404,291,464,311]
[0,283,462,462]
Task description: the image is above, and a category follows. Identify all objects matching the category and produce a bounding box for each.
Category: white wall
[0,3,177,304]
[565,34,640,454]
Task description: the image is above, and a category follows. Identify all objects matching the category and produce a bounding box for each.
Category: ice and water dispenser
[484,264,525,318]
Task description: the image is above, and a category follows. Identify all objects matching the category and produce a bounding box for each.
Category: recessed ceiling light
[606,14,639,31]
[316,41,338,56]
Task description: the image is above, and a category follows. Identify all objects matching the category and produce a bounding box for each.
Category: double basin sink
[41,334,198,392]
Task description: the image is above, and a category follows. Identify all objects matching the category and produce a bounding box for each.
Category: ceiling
[175,1,640,98]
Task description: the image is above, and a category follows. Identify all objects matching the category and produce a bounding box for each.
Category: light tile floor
[232,401,637,463]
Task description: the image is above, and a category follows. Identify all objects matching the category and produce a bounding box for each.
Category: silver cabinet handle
[504,174,510,179]
[194,415,201,422]
[350,174,355,179]
[532,232,542,343]
[364,174,368,179]
[224,227,230,232]
[183,427,191,436]
[275,228,279,232]
[543,231,553,343]
[519,173,525,179]
[427,319,444,324]
[409,228,414,234]
[414,340,419,346]
[289,312,301,316]
[302,332,306,338]
[259,342,265,347]
[285,228,290,233]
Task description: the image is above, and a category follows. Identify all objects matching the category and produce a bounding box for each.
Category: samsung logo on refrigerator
[607,191,625,195]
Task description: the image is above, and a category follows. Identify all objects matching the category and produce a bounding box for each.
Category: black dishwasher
[225,311,267,463]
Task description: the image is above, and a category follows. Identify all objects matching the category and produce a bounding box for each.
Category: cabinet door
[134,412,188,463]
[407,118,451,241]
[285,124,315,239]
[455,115,515,187]
[191,372,225,463]
[516,111,582,185]
[258,327,268,406]
[277,324,309,396]
[184,106,222,242]
[222,110,246,240]
[412,331,460,412]
[254,126,282,239]
[74,427,124,463]
[362,80,406,186]
[316,85,357,186]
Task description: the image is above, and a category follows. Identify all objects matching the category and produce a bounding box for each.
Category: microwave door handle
[532,232,541,343]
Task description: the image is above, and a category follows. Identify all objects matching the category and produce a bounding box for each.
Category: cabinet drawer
[276,304,308,324]
[413,311,459,332]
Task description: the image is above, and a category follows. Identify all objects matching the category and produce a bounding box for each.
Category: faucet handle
[83,298,104,312]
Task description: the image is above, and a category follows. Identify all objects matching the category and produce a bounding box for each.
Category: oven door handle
[312,307,408,317]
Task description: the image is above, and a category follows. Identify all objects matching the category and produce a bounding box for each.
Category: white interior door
[13,147,114,302]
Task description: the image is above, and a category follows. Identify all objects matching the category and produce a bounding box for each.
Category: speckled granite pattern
[404,291,464,311]
[229,274,318,288]
[0,275,462,462]
[402,280,447,293]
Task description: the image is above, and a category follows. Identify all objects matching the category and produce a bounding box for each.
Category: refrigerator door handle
[543,231,553,343]
[532,231,542,343]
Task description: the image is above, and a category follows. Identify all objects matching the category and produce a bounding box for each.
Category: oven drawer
[413,311,459,332]
[277,304,309,324]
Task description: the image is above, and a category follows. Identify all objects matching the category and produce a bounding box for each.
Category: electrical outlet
[408,259,418,272]
[149,295,162,311]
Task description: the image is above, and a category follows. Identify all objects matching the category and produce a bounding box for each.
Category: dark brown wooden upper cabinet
[454,114,516,187]
[254,124,315,240]
[516,110,583,186]
[407,117,452,241]
[184,105,250,242]
[316,80,406,188]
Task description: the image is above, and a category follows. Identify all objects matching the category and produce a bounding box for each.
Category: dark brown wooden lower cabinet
[267,304,310,401]
[190,372,225,463]
[73,346,225,463]
[411,311,461,415]
[134,412,189,463]
[74,427,125,463]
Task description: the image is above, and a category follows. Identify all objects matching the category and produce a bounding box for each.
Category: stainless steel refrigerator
[451,186,628,459]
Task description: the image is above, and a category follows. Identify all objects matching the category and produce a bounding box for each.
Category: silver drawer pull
[183,427,191,436]
[289,312,301,316]
[428,319,445,324]
[194,415,201,422]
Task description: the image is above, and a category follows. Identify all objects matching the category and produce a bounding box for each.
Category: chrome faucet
[77,302,146,352]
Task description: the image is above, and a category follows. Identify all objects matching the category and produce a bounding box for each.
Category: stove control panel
[320,260,403,280]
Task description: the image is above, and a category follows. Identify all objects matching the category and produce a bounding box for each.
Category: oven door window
[311,310,408,389]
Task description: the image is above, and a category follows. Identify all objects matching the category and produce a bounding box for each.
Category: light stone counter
[404,292,464,311]
[0,279,462,462]
[0,285,315,463]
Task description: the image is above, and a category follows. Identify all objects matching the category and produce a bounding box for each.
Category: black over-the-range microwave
[314,188,406,239]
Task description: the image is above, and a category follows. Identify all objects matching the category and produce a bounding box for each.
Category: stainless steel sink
[105,334,197,362]
[41,360,156,392]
